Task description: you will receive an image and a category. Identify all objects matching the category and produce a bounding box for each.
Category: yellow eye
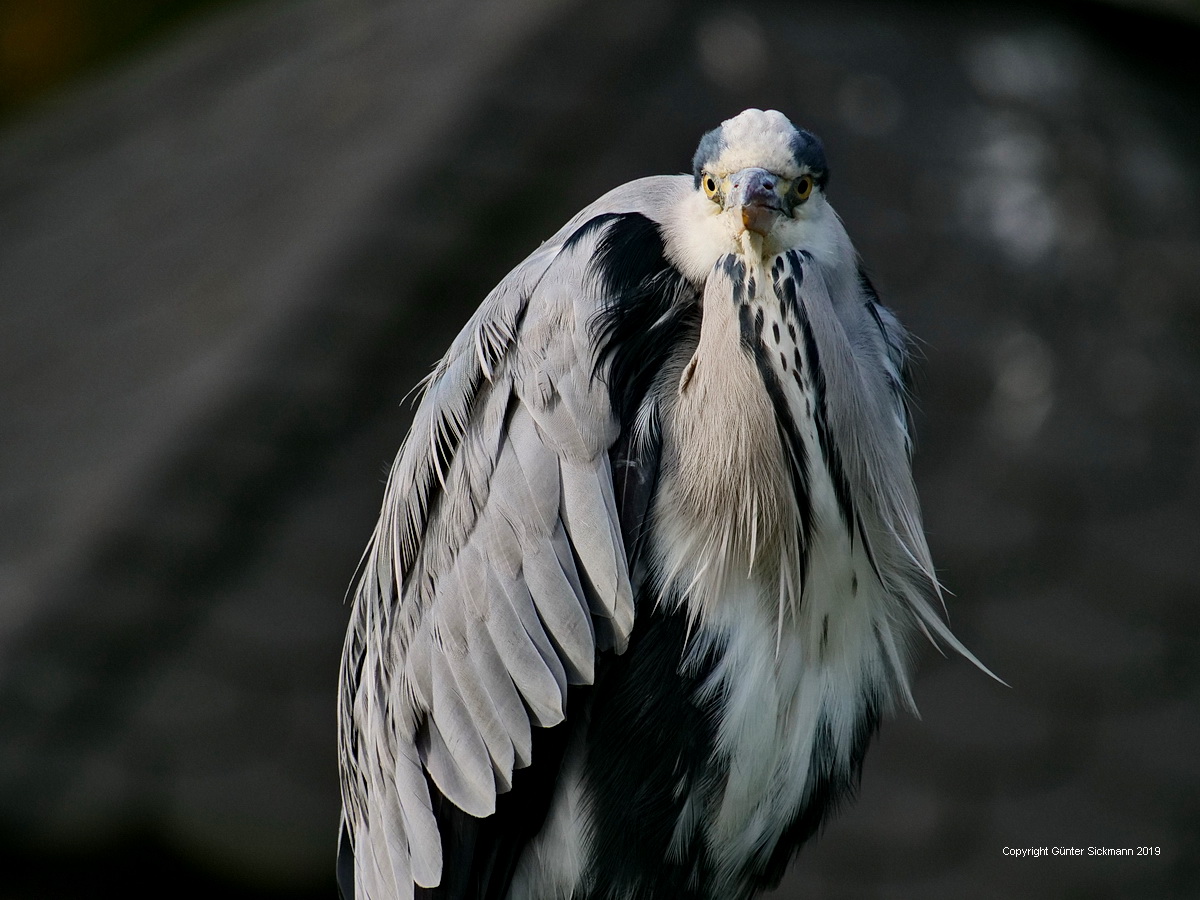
[794,174,814,203]
[703,174,719,199]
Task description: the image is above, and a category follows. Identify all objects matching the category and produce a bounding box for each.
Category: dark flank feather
[581,604,724,900]
[588,212,698,563]
[588,213,699,427]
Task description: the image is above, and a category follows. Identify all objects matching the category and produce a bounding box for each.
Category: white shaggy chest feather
[645,254,889,879]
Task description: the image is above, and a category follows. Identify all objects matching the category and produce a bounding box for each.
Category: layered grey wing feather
[338,176,692,900]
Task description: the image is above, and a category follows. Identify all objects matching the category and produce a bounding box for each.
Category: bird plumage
[338,110,983,900]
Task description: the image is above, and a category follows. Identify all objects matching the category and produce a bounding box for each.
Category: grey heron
[337,108,988,900]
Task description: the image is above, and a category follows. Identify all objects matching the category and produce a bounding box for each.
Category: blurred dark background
[1,0,1198,897]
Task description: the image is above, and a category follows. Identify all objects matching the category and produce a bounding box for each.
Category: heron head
[692,109,829,238]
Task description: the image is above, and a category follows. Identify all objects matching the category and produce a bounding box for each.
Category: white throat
[662,188,844,285]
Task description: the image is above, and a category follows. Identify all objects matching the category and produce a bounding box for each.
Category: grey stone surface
[0,0,1196,896]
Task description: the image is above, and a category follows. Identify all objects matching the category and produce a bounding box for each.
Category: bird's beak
[726,167,790,236]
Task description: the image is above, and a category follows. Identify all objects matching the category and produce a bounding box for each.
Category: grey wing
[337,176,691,900]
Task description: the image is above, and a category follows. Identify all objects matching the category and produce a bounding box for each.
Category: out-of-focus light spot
[836,73,903,138]
[987,328,1055,445]
[695,10,768,89]
[959,111,1061,266]
[977,114,1050,171]
[977,176,1059,264]
[955,30,1106,269]
[963,30,1082,107]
